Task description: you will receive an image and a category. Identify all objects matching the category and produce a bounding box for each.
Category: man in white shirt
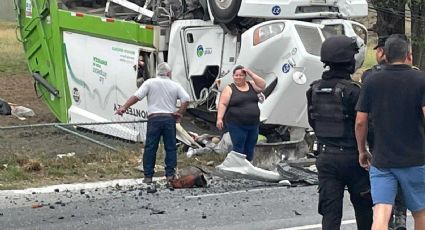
[116,62,190,184]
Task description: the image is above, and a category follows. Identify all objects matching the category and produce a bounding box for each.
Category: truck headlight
[253,22,285,46]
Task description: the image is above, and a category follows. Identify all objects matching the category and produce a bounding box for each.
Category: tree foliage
[371,0,425,69]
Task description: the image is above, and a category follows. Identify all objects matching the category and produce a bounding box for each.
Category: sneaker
[186,148,194,158]
[143,177,153,184]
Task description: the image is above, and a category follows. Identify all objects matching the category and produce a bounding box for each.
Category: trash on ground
[276,162,319,185]
[215,151,283,182]
[10,105,35,120]
[56,152,76,159]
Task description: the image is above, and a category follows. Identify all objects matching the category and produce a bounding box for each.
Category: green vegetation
[0,148,224,190]
[0,21,28,74]
[363,44,378,70]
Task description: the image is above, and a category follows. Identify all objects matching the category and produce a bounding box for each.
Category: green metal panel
[16,0,156,122]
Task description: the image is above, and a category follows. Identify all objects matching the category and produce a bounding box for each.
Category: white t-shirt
[134,75,190,115]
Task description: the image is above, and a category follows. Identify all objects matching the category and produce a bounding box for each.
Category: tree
[370,0,408,35]
[409,0,425,69]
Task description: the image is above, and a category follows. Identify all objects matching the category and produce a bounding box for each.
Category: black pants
[316,152,373,230]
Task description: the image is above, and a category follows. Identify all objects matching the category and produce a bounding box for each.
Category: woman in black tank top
[216,65,266,161]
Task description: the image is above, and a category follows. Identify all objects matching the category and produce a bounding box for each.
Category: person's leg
[161,117,177,178]
[243,125,259,161]
[412,208,425,230]
[345,155,373,230]
[392,165,425,229]
[369,166,398,230]
[373,204,394,230]
[227,123,248,157]
[316,154,345,230]
[393,185,407,230]
[143,118,162,178]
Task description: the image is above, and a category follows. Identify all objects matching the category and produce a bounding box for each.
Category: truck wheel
[209,0,242,24]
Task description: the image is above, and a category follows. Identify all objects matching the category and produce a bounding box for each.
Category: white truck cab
[208,0,368,23]
[56,0,369,141]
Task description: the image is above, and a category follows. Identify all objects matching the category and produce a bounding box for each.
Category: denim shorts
[369,165,425,212]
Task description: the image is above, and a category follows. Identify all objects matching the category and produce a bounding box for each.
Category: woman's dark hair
[233,65,246,75]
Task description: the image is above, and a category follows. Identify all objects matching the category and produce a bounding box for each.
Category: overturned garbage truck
[15,0,368,142]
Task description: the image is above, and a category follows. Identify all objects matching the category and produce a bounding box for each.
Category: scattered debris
[11,105,35,120]
[216,151,283,182]
[278,180,291,186]
[150,209,166,215]
[56,152,76,159]
[31,203,43,209]
[293,210,302,216]
[276,162,319,185]
[146,186,157,194]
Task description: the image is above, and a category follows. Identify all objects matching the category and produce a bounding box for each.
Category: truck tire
[208,0,242,24]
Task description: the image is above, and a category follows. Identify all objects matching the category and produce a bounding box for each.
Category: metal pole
[0,119,147,130]
[54,125,119,152]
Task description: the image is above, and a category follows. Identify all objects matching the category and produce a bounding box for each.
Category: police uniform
[306,36,373,230]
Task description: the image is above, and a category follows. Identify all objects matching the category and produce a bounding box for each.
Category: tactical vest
[309,79,356,138]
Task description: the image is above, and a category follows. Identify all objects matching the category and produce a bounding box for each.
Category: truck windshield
[295,25,322,56]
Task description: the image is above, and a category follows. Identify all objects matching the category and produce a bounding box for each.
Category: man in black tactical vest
[306,35,373,230]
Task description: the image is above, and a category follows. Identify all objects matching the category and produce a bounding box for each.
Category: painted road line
[277,219,356,230]
[185,186,290,199]
[0,177,163,195]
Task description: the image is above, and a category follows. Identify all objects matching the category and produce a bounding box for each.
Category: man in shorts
[355,34,425,229]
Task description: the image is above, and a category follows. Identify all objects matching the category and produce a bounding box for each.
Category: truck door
[182,26,226,101]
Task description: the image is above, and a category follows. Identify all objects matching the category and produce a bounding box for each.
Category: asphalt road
[0,178,414,230]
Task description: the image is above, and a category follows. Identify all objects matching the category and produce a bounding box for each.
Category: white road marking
[0,177,163,195]
[277,219,356,230]
[185,186,290,199]
[278,212,412,230]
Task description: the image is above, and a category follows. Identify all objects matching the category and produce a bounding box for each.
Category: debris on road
[31,203,43,209]
[276,162,318,185]
[216,151,284,182]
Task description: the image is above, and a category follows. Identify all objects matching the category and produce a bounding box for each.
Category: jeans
[143,116,176,178]
[316,151,373,230]
[226,123,258,161]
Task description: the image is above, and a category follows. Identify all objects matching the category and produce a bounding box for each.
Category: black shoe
[143,177,153,184]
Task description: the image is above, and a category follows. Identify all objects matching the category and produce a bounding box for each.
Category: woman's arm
[244,68,266,92]
[216,86,232,130]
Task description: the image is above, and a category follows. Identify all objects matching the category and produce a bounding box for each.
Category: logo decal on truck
[272,6,281,15]
[72,88,80,103]
[197,45,204,57]
[197,45,212,57]
[282,63,291,73]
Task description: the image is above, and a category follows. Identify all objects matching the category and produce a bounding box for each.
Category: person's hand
[115,106,126,116]
[359,150,372,170]
[216,119,224,130]
[173,112,182,123]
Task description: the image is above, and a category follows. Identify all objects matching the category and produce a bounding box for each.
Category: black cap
[374,34,409,50]
[373,36,389,50]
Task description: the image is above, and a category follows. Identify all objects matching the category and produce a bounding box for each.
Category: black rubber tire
[208,0,242,24]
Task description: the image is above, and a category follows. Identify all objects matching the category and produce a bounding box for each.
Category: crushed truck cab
[15,0,368,141]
